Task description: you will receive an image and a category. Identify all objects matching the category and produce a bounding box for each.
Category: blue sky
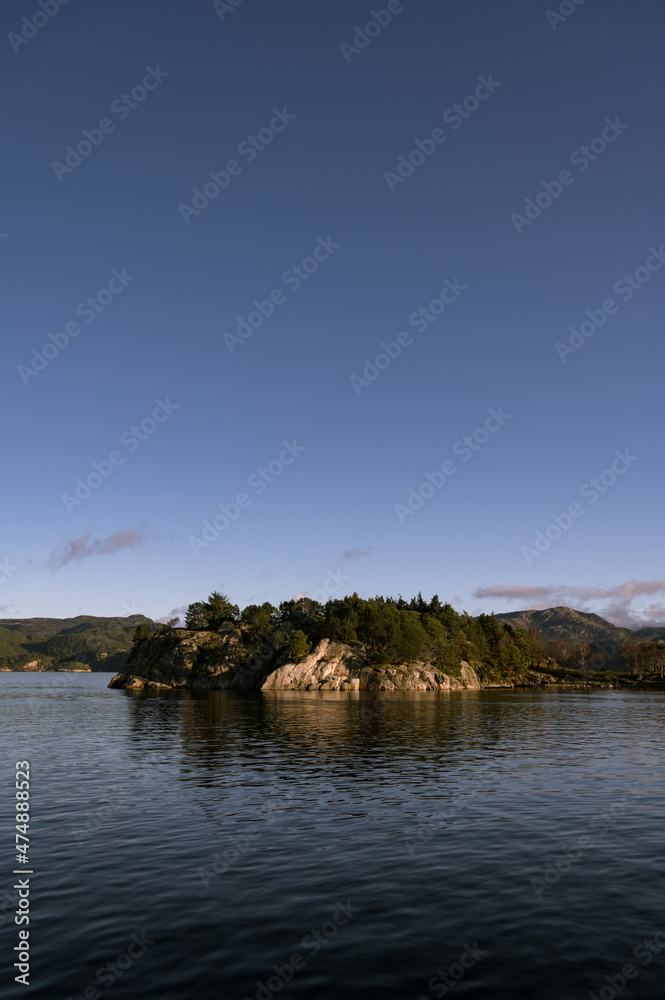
[2,0,663,627]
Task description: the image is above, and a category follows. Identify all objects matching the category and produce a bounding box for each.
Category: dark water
[0,673,663,1000]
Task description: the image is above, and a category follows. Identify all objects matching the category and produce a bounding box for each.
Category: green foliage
[273,593,543,674]
[0,627,32,668]
[164,589,547,677]
[184,592,239,631]
[277,597,325,637]
[133,623,153,642]
[282,629,311,663]
[0,615,154,671]
[241,603,276,627]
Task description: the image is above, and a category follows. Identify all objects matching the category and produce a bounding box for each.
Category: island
[108,592,665,692]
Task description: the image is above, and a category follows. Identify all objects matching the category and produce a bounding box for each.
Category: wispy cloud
[47,527,147,571]
[157,605,188,625]
[473,580,665,628]
[292,591,307,601]
[342,545,376,560]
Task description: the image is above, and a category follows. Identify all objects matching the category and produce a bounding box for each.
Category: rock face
[109,630,484,693]
[109,624,286,691]
[262,639,482,692]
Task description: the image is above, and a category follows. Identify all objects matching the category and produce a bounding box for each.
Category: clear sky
[2,0,663,627]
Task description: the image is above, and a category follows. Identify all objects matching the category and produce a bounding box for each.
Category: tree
[184,601,210,631]
[241,603,276,627]
[132,623,152,642]
[158,618,179,635]
[185,592,239,630]
[283,629,311,663]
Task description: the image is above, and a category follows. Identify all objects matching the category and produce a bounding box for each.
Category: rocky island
[108,592,665,693]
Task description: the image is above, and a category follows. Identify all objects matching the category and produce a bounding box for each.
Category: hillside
[633,625,665,642]
[0,615,155,671]
[3,603,664,678]
[494,606,665,673]
[110,592,665,693]
[494,607,634,644]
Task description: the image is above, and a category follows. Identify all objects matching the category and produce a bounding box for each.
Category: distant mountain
[633,626,665,643]
[494,606,635,645]
[0,615,155,671]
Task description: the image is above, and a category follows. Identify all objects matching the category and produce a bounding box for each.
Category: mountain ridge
[0,614,154,671]
[1,607,664,672]
[494,605,665,645]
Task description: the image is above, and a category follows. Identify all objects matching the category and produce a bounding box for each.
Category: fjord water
[1,674,663,1000]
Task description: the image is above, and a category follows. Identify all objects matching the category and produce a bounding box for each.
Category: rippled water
[0,673,663,999]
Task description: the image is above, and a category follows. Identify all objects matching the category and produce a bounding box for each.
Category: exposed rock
[109,631,484,692]
[110,624,289,691]
[261,639,365,691]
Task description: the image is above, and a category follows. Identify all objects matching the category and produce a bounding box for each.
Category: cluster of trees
[543,635,665,677]
[619,641,665,677]
[135,591,544,676]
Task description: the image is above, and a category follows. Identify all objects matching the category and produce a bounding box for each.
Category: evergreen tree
[184,592,239,630]
[284,629,311,662]
[241,603,276,627]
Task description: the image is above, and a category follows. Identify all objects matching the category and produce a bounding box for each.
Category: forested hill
[4,600,665,677]
[494,607,635,644]
[0,615,154,671]
[142,592,546,685]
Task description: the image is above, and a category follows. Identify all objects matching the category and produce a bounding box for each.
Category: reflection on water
[0,673,663,1000]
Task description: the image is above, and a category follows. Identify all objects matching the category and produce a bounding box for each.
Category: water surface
[0,673,663,999]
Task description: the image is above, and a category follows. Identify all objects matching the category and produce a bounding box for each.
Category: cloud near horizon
[47,527,147,571]
[473,581,665,628]
[342,546,376,560]
[157,605,188,625]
